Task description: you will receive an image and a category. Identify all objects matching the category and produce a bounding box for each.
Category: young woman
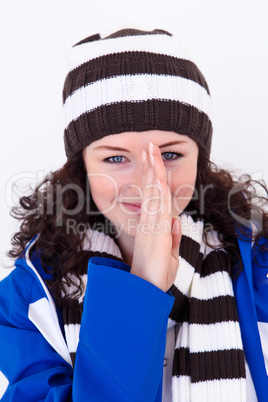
[0,28,267,401]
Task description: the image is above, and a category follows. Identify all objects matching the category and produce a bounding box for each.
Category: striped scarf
[62,214,246,401]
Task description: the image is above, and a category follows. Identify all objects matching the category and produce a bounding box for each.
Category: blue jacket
[0,235,267,401]
[0,237,173,401]
[233,234,268,401]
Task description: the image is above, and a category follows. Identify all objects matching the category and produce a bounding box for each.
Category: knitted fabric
[62,214,246,401]
[63,29,213,159]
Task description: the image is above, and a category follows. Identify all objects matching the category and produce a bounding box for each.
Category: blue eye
[162,152,182,161]
[104,155,125,163]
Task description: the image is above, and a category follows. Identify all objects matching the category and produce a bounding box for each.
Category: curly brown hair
[8,148,268,305]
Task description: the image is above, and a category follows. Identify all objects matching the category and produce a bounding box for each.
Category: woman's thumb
[171,216,181,261]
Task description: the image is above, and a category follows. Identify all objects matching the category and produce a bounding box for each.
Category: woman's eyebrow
[94,141,187,152]
[159,141,187,148]
[93,145,130,152]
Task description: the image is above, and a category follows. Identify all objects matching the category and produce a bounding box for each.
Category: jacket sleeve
[0,265,73,401]
[0,257,174,401]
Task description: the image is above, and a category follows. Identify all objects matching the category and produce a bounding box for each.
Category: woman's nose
[129,162,144,195]
[120,164,143,199]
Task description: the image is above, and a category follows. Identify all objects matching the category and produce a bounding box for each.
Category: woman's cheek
[88,175,119,213]
[171,179,196,214]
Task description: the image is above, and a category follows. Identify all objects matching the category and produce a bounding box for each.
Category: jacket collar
[16,237,72,366]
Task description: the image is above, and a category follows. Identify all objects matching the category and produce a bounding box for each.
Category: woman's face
[83,130,199,238]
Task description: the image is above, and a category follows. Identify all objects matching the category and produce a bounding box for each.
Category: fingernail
[150,153,155,167]
[142,150,146,164]
[149,142,154,155]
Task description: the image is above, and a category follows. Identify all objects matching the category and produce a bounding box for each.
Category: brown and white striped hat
[63,28,212,159]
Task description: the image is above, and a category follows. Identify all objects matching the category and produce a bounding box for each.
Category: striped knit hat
[63,28,212,159]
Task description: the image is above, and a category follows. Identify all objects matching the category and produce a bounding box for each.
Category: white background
[1,0,268,279]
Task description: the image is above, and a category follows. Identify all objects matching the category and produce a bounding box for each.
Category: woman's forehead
[88,130,194,148]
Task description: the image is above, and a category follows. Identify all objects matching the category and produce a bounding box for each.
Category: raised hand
[131,142,182,292]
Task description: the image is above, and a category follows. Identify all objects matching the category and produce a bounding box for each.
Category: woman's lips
[120,202,141,214]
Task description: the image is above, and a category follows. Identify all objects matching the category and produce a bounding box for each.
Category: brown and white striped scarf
[62,214,246,401]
